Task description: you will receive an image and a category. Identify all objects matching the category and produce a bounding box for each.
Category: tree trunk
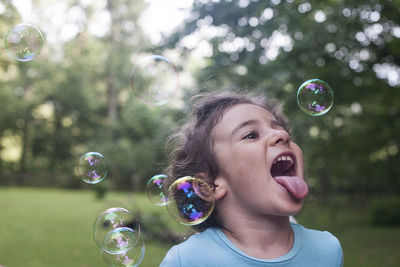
[106,0,118,138]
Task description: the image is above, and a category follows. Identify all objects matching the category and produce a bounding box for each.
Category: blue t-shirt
[160,223,343,267]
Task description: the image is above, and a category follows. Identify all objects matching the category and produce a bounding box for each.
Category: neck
[219,212,294,259]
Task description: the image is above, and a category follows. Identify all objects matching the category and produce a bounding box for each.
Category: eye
[242,130,260,140]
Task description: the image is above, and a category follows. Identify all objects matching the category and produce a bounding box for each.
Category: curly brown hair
[164,90,290,232]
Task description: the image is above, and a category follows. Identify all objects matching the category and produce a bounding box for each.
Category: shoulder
[293,223,341,248]
[160,228,223,267]
[159,245,181,267]
[292,223,343,266]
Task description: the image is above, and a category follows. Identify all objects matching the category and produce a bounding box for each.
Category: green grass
[0,187,176,267]
[0,188,399,267]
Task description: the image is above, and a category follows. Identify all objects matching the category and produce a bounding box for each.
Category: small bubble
[146,174,169,206]
[5,23,44,61]
[93,207,140,249]
[77,152,107,184]
[102,234,145,267]
[297,79,334,116]
[102,227,138,254]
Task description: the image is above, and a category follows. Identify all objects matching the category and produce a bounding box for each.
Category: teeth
[273,155,293,165]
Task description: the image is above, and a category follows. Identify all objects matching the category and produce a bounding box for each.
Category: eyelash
[243,130,260,140]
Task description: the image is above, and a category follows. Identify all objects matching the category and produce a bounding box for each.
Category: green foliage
[370,196,400,226]
[0,0,179,189]
[165,0,400,195]
[0,0,399,196]
[138,209,194,244]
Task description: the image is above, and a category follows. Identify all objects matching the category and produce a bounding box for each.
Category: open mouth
[270,153,296,178]
[269,152,309,200]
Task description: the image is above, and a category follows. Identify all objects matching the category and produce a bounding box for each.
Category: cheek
[230,148,259,167]
[222,149,267,182]
[291,142,304,172]
[292,142,303,158]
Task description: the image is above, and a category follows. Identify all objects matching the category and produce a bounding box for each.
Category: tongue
[274,176,309,199]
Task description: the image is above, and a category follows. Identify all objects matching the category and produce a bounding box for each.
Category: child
[160,90,343,266]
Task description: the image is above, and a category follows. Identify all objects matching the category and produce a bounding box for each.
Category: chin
[283,199,304,216]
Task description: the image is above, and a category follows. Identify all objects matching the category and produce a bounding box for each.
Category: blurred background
[0,0,399,266]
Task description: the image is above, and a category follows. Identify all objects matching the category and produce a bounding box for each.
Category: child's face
[212,103,308,217]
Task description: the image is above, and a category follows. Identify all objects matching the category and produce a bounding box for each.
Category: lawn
[0,187,399,266]
[0,187,176,267]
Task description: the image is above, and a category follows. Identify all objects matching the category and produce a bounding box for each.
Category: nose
[268,129,290,146]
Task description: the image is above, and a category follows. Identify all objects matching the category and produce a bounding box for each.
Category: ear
[213,176,227,200]
[195,173,227,201]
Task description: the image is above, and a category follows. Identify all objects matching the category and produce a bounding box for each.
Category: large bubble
[93,207,140,249]
[77,152,107,184]
[5,23,44,62]
[297,79,334,116]
[167,176,215,226]
[130,55,179,106]
[146,174,169,206]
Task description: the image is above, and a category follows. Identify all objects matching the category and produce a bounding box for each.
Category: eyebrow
[271,119,284,128]
[231,119,284,137]
[231,119,260,136]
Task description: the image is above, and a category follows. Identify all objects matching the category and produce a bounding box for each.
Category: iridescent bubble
[167,176,215,226]
[130,55,179,106]
[102,234,145,267]
[102,227,138,254]
[297,79,334,116]
[93,207,140,249]
[146,174,169,206]
[77,152,107,184]
[5,23,44,62]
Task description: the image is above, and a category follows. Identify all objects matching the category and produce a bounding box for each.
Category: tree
[164,0,400,195]
[0,0,179,190]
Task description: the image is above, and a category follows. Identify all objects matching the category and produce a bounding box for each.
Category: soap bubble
[130,55,179,106]
[77,152,107,184]
[167,176,215,226]
[5,23,44,61]
[93,207,140,249]
[102,235,145,267]
[102,227,139,254]
[297,79,334,116]
[146,174,169,206]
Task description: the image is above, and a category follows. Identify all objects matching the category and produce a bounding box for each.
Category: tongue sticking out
[274,176,309,199]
